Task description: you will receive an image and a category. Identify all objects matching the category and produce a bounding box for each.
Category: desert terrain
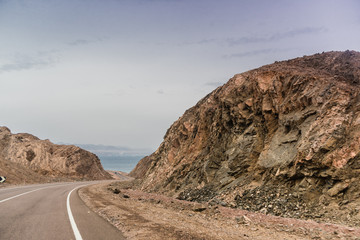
[3,51,360,240]
[79,178,360,240]
[78,51,360,240]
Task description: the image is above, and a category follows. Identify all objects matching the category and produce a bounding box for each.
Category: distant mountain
[73,144,152,157]
[60,144,153,172]
[58,143,152,157]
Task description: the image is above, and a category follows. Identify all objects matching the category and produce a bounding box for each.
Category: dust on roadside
[78,180,360,240]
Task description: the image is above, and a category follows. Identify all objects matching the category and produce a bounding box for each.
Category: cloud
[226,27,327,46]
[157,89,165,94]
[67,39,91,46]
[0,51,59,73]
[0,35,108,74]
[223,48,291,59]
[178,27,326,47]
[66,37,108,47]
[178,38,218,46]
[103,89,128,97]
[0,36,109,74]
[224,49,275,59]
[136,0,184,3]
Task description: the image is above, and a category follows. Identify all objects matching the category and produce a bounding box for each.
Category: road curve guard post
[0,176,6,183]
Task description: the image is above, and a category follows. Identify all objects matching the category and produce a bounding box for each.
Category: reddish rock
[0,127,112,181]
[130,51,360,212]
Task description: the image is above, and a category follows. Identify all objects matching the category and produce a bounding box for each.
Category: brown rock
[327,182,349,197]
[130,51,360,217]
[235,215,252,225]
[0,127,111,181]
[193,204,207,212]
[113,188,121,194]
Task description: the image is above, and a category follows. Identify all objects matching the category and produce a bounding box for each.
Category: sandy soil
[79,180,360,240]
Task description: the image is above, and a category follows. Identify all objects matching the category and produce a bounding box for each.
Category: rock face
[130,51,360,223]
[0,127,112,181]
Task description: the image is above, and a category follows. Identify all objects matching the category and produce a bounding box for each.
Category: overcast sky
[0,0,359,151]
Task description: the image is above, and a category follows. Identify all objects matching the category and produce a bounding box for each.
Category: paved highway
[0,182,125,240]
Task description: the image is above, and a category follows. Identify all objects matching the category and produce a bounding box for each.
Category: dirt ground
[79,180,360,240]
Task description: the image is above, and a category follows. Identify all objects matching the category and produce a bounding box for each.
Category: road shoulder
[71,184,125,240]
[78,181,360,240]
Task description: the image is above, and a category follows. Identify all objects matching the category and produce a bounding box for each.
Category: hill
[0,127,112,185]
[130,50,360,225]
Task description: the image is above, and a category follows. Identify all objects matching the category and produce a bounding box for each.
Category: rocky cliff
[131,51,360,224]
[0,127,112,183]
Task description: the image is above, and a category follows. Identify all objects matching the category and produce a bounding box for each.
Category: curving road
[0,182,125,240]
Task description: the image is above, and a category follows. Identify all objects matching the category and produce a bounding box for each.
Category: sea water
[98,155,145,173]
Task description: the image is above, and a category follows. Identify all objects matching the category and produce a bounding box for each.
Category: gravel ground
[79,181,360,240]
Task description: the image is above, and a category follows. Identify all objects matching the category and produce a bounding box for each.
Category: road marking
[67,186,85,240]
[0,187,47,203]
[0,183,75,202]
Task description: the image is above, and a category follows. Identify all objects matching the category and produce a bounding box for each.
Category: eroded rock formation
[131,51,360,223]
[0,127,111,181]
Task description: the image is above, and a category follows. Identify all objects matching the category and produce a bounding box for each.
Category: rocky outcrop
[129,156,153,180]
[131,51,360,223]
[0,127,112,181]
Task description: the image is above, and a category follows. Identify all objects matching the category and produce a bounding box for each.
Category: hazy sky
[1,0,359,151]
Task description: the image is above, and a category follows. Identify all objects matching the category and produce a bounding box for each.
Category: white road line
[0,187,48,203]
[0,182,75,192]
[0,183,76,203]
[67,186,85,240]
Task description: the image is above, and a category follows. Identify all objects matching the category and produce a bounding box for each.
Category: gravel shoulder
[79,181,360,240]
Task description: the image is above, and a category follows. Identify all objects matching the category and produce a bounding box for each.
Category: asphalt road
[0,182,125,240]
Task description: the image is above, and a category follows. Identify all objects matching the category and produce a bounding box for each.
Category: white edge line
[0,187,48,203]
[0,183,76,202]
[0,182,77,192]
[67,186,85,240]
